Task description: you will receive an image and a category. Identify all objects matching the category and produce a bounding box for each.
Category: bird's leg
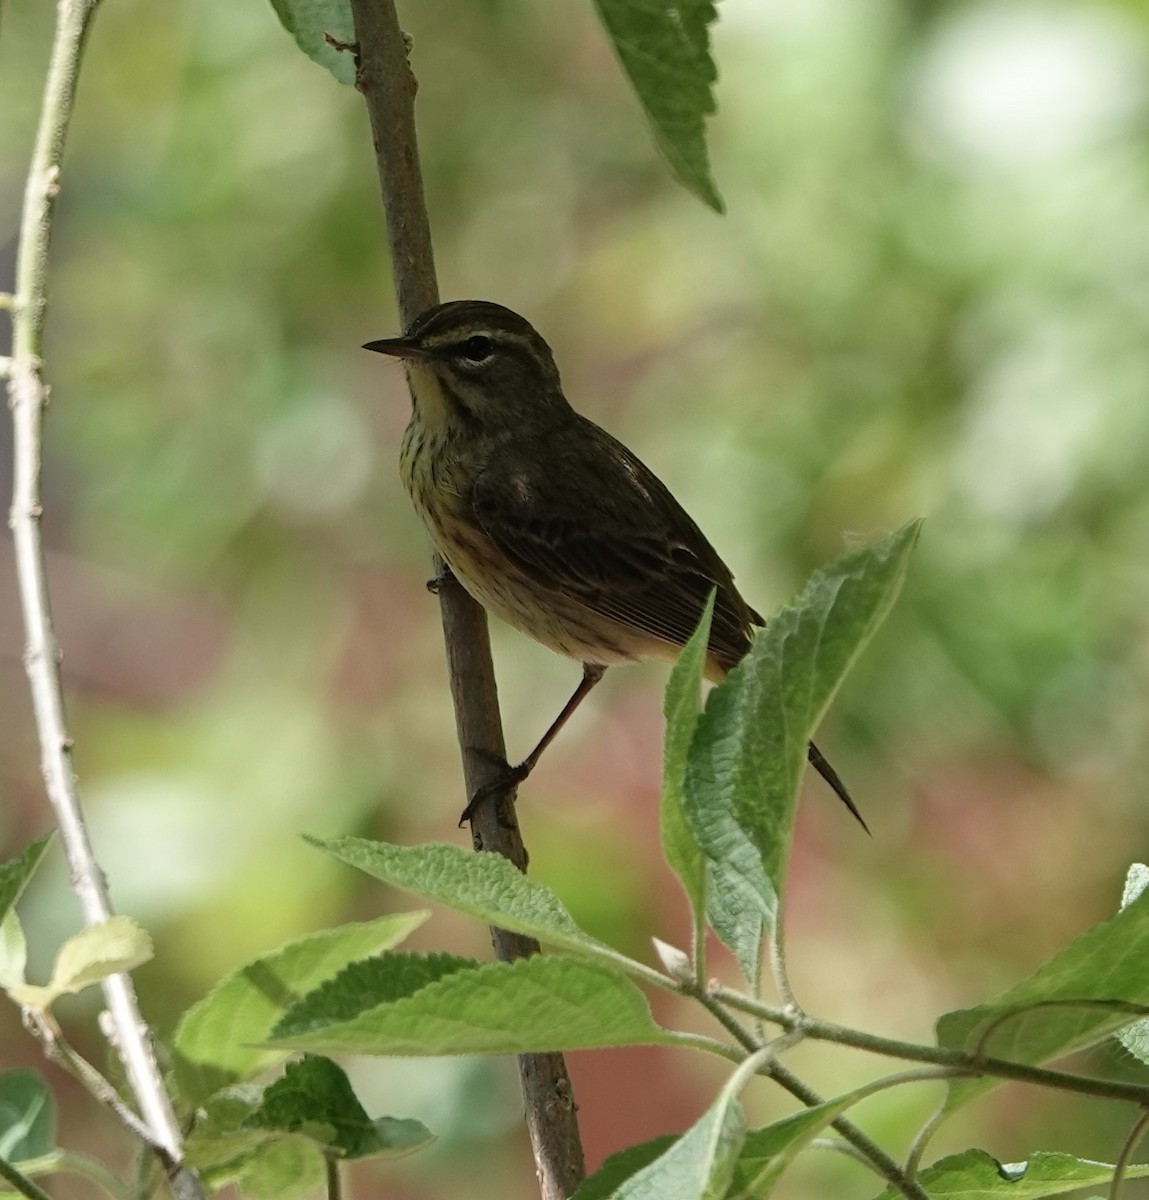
[459,663,607,826]
[515,662,608,778]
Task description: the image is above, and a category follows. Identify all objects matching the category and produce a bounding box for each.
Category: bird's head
[365,300,568,433]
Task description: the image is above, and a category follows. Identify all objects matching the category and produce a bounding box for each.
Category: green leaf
[939,885,1149,1111]
[661,593,714,947]
[0,837,52,928]
[593,0,724,211]
[185,1084,326,1198]
[597,1050,787,1200]
[0,838,49,1003]
[572,1083,877,1200]
[245,1055,432,1160]
[173,913,426,1106]
[613,1100,743,1200]
[0,913,27,994]
[725,1079,908,1198]
[571,1137,678,1200]
[0,1071,54,1161]
[684,522,921,981]
[9,916,152,1011]
[270,953,674,1056]
[1117,863,1149,1064]
[232,1135,325,1200]
[870,1149,1149,1200]
[311,838,626,968]
[267,0,356,86]
[186,1085,269,1175]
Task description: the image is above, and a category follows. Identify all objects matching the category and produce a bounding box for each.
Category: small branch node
[323,31,359,55]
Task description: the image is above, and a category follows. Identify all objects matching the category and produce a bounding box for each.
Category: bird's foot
[426,564,456,595]
[458,748,531,827]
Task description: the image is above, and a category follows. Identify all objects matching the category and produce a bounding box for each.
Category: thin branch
[343,6,585,1196]
[5,0,197,1189]
[682,980,932,1200]
[15,1151,128,1200]
[324,1152,341,1200]
[685,978,775,1054]
[0,1158,54,1200]
[36,1019,140,1131]
[24,1011,159,1152]
[711,986,1149,1106]
[768,1061,932,1200]
[1110,1108,1149,1200]
[809,1071,965,1172]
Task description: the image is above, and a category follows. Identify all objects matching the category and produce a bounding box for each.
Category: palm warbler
[365,300,864,830]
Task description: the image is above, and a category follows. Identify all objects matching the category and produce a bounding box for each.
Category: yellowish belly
[401,424,652,665]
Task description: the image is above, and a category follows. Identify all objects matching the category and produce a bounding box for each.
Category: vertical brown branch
[345,3,586,1195]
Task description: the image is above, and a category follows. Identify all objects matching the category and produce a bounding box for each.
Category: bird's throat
[403,361,456,434]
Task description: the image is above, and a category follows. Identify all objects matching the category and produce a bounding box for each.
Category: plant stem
[5,0,195,1189]
[712,987,1149,1106]
[324,1152,341,1200]
[904,1101,947,1178]
[769,917,800,1013]
[0,1158,53,1200]
[25,1012,157,1150]
[660,1030,744,1062]
[767,1062,932,1200]
[15,1151,128,1200]
[343,5,585,1196]
[1110,1108,1149,1200]
[683,981,932,1200]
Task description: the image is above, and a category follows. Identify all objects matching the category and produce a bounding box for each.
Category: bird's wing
[470,417,757,667]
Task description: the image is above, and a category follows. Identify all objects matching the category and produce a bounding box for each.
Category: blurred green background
[2,0,1149,1195]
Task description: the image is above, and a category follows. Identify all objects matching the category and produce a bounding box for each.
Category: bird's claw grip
[458,748,529,826]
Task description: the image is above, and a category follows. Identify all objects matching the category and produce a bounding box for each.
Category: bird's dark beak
[362,336,430,361]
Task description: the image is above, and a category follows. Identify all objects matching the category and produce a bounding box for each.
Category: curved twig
[904,1100,949,1179]
[711,986,1149,1106]
[972,999,1149,1060]
[1110,1107,1149,1200]
[5,0,193,1186]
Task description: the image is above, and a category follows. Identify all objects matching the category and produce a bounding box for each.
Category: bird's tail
[807,742,870,835]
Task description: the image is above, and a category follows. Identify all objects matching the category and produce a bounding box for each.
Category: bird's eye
[458,335,494,364]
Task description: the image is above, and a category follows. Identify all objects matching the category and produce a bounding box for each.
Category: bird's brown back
[469,411,762,674]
